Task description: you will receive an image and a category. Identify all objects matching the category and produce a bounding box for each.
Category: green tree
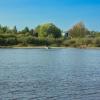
[21,27,29,34]
[12,26,17,34]
[0,26,10,33]
[35,23,62,38]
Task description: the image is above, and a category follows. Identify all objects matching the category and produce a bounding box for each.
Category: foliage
[35,23,62,38]
[0,22,100,47]
[0,34,17,46]
[68,22,90,38]
[93,38,100,47]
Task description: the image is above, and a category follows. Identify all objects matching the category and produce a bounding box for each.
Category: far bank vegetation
[0,22,100,48]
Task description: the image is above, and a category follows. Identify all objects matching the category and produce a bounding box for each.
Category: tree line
[0,22,100,47]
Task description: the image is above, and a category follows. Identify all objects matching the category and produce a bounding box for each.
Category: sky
[0,0,100,31]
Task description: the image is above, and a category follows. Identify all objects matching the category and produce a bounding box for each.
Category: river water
[0,48,100,100]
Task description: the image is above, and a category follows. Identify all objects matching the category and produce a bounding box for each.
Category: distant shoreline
[0,46,67,49]
[0,46,100,49]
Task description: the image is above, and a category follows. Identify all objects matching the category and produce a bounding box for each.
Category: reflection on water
[0,48,100,100]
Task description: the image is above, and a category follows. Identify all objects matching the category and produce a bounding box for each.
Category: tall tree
[68,22,90,38]
[35,23,62,38]
[13,26,17,34]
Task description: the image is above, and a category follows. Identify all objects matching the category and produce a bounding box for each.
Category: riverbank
[0,45,100,49]
[0,46,67,49]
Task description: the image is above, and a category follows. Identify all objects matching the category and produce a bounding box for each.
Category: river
[0,48,100,100]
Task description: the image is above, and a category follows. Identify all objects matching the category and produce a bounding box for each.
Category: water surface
[0,48,100,100]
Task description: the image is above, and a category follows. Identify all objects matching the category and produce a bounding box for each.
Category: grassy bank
[0,37,100,49]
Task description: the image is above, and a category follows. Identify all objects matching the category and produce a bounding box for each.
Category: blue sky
[0,0,100,31]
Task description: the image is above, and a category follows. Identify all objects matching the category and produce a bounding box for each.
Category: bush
[17,36,32,46]
[0,37,5,46]
[5,37,17,45]
[0,34,17,46]
[81,38,93,45]
[94,38,100,47]
[63,39,77,47]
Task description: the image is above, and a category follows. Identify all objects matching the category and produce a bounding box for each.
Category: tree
[29,29,38,36]
[0,25,12,34]
[68,22,90,38]
[12,26,17,34]
[21,27,29,34]
[2,26,9,33]
[35,23,62,38]
[34,25,41,37]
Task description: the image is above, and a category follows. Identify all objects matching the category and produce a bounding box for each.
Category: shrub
[94,38,100,47]
[5,37,17,45]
